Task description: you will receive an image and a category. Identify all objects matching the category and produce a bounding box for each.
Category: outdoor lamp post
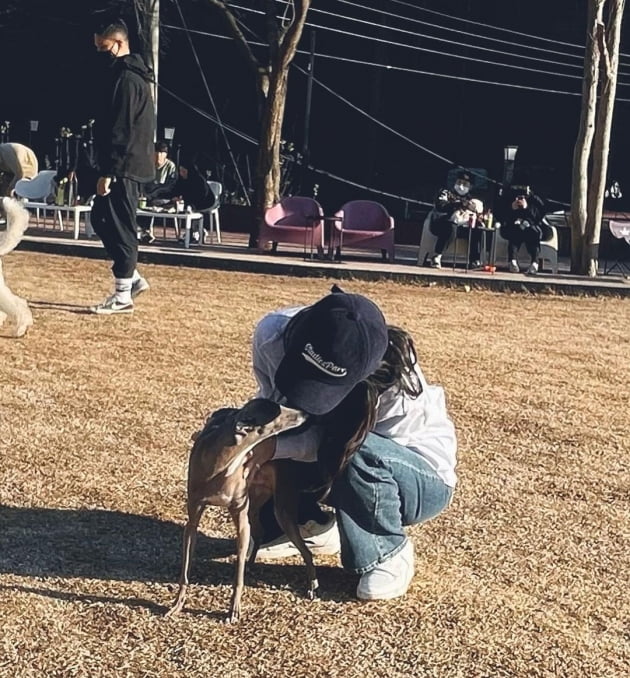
[164,127,177,165]
[503,144,518,186]
[29,120,39,147]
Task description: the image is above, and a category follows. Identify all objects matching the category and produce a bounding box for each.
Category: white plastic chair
[417,209,470,267]
[200,180,222,244]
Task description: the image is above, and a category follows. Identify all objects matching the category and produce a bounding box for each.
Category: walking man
[90,17,155,314]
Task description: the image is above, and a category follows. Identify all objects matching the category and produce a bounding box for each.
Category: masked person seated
[428,170,484,269]
[498,185,551,275]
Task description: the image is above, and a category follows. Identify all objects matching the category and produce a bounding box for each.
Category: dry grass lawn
[1,250,628,678]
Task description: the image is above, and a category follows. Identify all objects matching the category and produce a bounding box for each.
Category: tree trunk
[248,67,289,247]
[583,0,626,276]
[569,0,604,273]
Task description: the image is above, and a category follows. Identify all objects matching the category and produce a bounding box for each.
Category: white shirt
[252,306,458,488]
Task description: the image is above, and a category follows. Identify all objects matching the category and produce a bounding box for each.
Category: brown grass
[1,250,628,678]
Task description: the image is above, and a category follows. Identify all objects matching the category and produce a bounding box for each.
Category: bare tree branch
[279,0,310,70]
[206,0,260,76]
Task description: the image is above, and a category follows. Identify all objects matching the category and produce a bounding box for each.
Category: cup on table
[176,199,185,213]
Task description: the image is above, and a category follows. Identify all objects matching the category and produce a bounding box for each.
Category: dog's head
[194,398,307,447]
[191,398,307,481]
[233,398,307,441]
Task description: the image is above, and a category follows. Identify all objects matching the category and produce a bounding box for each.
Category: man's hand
[96,176,113,196]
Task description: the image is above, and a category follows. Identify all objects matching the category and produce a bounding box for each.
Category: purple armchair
[333,200,395,262]
[259,196,325,256]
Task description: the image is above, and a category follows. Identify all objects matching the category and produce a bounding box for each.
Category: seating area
[261,196,396,262]
[13,188,630,282]
[417,209,559,273]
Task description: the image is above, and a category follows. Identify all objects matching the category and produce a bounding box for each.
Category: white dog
[0,197,33,337]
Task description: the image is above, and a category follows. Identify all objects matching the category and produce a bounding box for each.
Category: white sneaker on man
[356,539,415,601]
[91,295,134,315]
[131,277,150,298]
[431,254,442,269]
[508,259,520,273]
[250,513,340,560]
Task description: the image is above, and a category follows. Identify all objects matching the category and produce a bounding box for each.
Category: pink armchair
[333,200,395,262]
[259,196,325,257]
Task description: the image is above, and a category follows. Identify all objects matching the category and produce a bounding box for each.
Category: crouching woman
[249,288,457,600]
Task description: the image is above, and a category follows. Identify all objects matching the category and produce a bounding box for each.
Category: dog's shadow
[0,505,356,612]
[28,299,93,315]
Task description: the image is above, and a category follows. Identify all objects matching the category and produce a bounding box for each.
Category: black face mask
[96,49,117,66]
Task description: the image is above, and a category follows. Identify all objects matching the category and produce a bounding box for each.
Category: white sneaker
[250,514,340,560]
[431,254,442,269]
[526,261,539,275]
[91,295,134,315]
[356,539,414,601]
[508,259,520,273]
[131,277,150,298]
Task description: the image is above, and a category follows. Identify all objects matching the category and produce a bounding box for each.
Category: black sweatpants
[501,222,543,263]
[430,216,482,262]
[91,177,140,279]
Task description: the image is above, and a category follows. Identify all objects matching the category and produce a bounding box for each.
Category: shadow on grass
[29,299,93,314]
[0,505,357,609]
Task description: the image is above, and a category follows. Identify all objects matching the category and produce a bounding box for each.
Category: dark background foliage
[1,0,628,215]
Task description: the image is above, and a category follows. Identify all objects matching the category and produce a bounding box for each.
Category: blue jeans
[328,432,454,574]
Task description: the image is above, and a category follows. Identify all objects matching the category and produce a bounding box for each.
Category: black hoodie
[94,53,155,183]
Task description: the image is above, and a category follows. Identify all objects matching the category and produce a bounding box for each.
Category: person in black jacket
[498,185,551,275]
[90,18,156,314]
[170,157,215,243]
[428,170,484,269]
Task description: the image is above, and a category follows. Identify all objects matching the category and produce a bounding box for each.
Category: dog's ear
[198,407,238,438]
[237,399,281,427]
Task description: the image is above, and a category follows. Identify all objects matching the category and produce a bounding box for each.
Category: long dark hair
[315,325,423,497]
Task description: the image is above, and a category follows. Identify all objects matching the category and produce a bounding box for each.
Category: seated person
[138,141,178,243]
[171,157,216,243]
[498,185,551,275]
[428,170,484,269]
[143,141,178,205]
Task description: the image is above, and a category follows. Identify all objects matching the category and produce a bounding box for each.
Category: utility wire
[384,0,630,63]
[172,0,250,204]
[230,3,630,85]
[163,25,630,102]
[329,0,586,64]
[277,0,585,70]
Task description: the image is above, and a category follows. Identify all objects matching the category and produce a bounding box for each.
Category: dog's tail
[0,197,30,257]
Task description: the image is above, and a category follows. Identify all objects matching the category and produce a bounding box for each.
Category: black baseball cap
[274,293,389,415]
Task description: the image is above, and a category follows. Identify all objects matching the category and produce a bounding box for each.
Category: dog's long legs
[166,502,206,617]
[247,464,275,565]
[273,461,319,600]
[0,261,33,337]
[227,497,251,624]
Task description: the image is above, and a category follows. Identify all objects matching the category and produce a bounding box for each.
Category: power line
[163,25,630,102]
[231,3,630,85]
[384,0,630,63]
[302,0,585,70]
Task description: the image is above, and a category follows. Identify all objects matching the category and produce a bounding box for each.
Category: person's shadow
[0,505,356,616]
